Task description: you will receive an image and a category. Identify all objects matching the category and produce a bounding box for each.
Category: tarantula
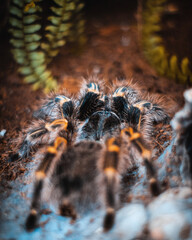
[9,78,170,232]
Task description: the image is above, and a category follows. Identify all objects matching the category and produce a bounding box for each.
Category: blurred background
[0,1,192,239]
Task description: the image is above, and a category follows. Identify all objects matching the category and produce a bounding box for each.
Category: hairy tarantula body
[10,78,170,231]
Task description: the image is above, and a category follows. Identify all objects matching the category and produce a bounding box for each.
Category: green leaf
[10,6,22,18]
[25,5,42,14]
[24,74,38,83]
[24,24,41,33]
[9,29,23,38]
[34,64,46,75]
[19,66,33,75]
[16,57,29,65]
[11,49,26,58]
[23,15,40,24]
[10,39,24,48]
[30,58,45,67]
[24,74,37,83]
[13,0,23,8]
[24,33,41,42]
[9,17,22,28]
[26,42,40,51]
[28,51,45,61]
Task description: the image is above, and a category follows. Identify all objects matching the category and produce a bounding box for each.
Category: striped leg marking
[121,127,161,196]
[26,137,67,231]
[103,138,120,231]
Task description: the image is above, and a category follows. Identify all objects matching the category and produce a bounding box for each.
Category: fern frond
[9,0,57,91]
[42,0,85,63]
[142,0,192,84]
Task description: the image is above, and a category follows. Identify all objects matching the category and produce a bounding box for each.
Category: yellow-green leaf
[59,23,71,32]
[39,70,52,80]
[45,25,58,33]
[181,58,191,76]
[56,40,66,47]
[32,81,43,90]
[41,43,50,50]
[61,12,71,21]
[45,34,54,41]
[48,49,59,57]
[66,2,75,11]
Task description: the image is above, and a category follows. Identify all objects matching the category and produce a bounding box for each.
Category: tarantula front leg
[133,101,170,128]
[26,137,67,231]
[77,82,105,121]
[33,95,74,121]
[121,127,161,196]
[9,119,68,162]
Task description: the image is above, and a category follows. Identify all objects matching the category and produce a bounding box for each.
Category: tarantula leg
[26,137,67,231]
[54,96,74,119]
[102,137,120,231]
[121,127,161,196]
[9,119,68,162]
[33,95,74,120]
[77,82,104,121]
[133,101,170,125]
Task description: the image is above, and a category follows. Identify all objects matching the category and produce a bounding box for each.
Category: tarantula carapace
[10,78,170,232]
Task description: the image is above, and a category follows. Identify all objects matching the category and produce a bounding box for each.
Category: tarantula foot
[103,208,115,232]
[149,178,161,196]
[8,153,20,162]
[25,211,38,231]
[59,202,77,221]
